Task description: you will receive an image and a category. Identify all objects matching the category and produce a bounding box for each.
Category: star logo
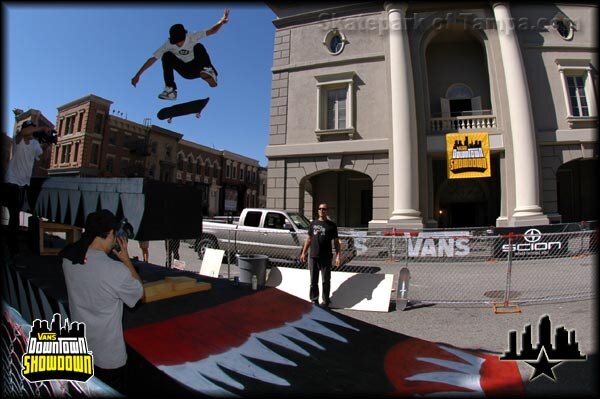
[525,347,561,382]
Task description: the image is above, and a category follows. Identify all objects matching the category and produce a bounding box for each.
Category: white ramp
[266,267,393,312]
[199,248,225,277]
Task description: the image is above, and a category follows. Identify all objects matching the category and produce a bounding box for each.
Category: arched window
[446,83,473,100]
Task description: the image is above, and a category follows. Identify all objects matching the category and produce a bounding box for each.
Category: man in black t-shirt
[300,203,341,308]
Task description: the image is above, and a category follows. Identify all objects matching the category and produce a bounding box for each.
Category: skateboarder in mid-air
[131,8,229,100]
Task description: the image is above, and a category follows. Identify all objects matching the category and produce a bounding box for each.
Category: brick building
[41,94,263,216]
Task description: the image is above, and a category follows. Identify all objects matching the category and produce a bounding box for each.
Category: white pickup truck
[196,208,356,266]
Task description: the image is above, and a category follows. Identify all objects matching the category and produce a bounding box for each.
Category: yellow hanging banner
[446,133,491,179]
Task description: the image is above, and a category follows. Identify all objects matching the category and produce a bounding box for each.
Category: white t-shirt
[62,249,143,369]
[153,31,207,63]
[4,138,43,186]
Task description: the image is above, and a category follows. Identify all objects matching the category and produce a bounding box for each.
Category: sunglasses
[318,208,328,211]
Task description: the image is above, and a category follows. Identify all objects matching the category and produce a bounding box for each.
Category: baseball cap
[83,209,120,238]
[169,23,187,44]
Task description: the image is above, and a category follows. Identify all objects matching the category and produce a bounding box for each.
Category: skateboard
[396,267,410,311]
[157,98,210,123]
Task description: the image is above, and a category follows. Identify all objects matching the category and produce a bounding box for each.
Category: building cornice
[265,138,389,158]
[57,94,113,111]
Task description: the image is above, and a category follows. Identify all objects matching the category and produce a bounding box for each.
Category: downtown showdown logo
[22,314,93,383]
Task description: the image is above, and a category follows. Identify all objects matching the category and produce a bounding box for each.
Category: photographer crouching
[1,120,55,261]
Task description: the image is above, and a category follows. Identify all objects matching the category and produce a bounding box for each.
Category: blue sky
[3,3,276,166]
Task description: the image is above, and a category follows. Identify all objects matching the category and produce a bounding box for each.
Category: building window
[187,157,194,173]
[65,115,76,135]
[214,166,219,178]
[326,88,347,129]
[108,128,117,145]
[196,161,202,175]
[73,142,80,162]
[54,146,60,165]
[120,158,129,175]
[552,14,575,40]
[60,144,68,163]
[566,76,589,117]
[94,113,105,134]
[226,164,231,178]
[151,141,157,154]
[323,29,347,55]
[91,143,100,165]
[77,112,84,132]
[315,72,356,140]
[177,154,184,170]
[556,59,597,127]
[206,161,212,177]
[149,164,155,178]
[106,157,114,174]
[165,145,172,158]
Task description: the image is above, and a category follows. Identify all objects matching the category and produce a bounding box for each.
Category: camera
[113,218,134,251]
[33,129,58,145]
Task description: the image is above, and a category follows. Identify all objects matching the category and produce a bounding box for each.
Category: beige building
[265,2,598,228]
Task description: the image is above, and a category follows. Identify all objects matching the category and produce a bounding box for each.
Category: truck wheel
[196,238,218,260]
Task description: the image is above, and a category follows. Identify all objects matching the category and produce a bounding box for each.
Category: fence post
[227,229,231,279]
[493,232,521,314]
[392,228,397,261]
[404,235,409,269]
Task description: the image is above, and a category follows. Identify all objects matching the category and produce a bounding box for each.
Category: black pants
[161,43,217,90]
[309,256,332,304]
[0,183,26,258]
[95,365,126,394]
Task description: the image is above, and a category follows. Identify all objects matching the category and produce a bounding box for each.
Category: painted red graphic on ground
[384,338,525,396]
[124,288,311,366]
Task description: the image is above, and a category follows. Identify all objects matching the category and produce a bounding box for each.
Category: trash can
[237,255,268,288]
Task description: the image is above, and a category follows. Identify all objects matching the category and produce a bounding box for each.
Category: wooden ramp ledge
[143,276,211,303]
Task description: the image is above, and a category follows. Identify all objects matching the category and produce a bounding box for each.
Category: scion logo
[523,229,542,243]
[21,314,93,383]
[502,228,562,255]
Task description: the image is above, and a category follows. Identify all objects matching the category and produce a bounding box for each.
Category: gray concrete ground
[130,239,597,396]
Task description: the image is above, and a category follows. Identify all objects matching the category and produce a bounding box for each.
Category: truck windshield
[287,212,311,230]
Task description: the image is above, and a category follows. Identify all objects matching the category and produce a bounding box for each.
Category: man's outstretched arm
[131,57,157,87]
[206,8,229,36]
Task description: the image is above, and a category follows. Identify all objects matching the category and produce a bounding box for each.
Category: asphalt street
[129,239,597,396]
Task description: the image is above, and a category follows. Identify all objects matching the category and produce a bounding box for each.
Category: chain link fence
[129,224,597,307]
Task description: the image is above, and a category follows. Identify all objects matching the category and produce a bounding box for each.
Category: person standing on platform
[60,209,143,393]
[1,120,51,260]
[300,203,341,308]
